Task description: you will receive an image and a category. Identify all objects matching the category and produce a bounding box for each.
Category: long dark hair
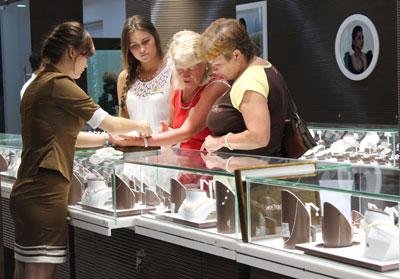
[119,15,163,112]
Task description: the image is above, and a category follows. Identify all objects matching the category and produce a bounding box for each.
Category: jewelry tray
[296,241,398,272]
[151,211,217,229]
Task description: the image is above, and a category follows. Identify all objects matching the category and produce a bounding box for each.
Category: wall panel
[151,0,235,50]
[267,0,397,126]
[125,0,151,19]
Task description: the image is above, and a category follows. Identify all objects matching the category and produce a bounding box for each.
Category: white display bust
[82,179,111,208]
[177,189,216,222]
[364,223,399,261]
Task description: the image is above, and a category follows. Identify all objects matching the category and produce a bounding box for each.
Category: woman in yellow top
[198,18,288,157]
[10,21,151,278]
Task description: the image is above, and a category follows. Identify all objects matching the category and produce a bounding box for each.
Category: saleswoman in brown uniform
[10,22,151,279]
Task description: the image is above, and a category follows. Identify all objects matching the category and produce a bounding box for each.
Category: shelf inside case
[304,127,399,168]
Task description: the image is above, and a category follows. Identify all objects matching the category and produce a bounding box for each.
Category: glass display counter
[241,163,400,277]
[122,148,318,242]
[2,132,399,278]
[303,126,399,168]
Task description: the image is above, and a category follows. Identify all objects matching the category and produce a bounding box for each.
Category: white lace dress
[125,61,173,134]
[123,61,176,192]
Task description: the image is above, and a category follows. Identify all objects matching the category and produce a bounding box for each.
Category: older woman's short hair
[198,18,256,62]
[168,30,211,88]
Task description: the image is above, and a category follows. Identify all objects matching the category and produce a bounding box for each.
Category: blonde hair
[167,30,211,88]
[198,18,256,62]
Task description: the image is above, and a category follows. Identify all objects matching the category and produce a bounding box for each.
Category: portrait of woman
[335,14,379,81]
[343,25,373,74]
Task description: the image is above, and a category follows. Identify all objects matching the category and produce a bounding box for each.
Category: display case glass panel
[123,148,319,240]
[244,164,400,276]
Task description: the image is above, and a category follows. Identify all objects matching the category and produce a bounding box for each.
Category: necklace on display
[137,62,162,82]
[182,198,214,211]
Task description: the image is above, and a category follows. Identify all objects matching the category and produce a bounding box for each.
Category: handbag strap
[285,85,300,121]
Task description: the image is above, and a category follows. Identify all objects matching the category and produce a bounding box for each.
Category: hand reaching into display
[201,135,225,152]
[200,152,228,171]
[108,133,148,147]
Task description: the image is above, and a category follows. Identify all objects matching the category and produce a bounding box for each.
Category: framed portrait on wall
[236,1,268,59]
[335,14,379,81]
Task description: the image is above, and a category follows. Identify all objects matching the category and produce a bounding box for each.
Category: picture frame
[236,1,268,59]
[334,14,379,81]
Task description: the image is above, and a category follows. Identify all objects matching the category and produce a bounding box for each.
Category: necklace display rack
[322,202,353,247]
[281,190,316,249]
[296,203,399,272]
[215,180,237,234]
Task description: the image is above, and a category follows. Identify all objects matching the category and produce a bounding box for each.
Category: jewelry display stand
[303,129,398,167]
[154,179,217,228]
[156,184,171,209]
[281,190,312,249]
[144,188,161,206]
[322,202,353,247]
[177,189,216,222]
[351,210,363,228]
[114,174,135,209]
[362,208,393,226]
[364,223,399,261]
[68,172,84,205]
[6,153,20,177]
[215,181,237,234]
[297,205,399,272]
[81,178,111,208]
[296,240,398,272]
[79,174,156,217]
[0,154,7,172]
[170,178,186,213]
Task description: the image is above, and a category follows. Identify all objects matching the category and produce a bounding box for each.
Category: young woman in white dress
[118,14,173,134]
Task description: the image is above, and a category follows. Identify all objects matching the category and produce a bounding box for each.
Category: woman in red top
[110,30,230,149]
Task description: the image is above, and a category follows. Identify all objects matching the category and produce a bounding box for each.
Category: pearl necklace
[137,62,162,82]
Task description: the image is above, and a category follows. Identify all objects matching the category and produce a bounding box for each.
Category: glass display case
[303,126,399,168]
[123,148,318,241]
[3,132,400,277]
[0,133,22,182]
[242,163,400,277]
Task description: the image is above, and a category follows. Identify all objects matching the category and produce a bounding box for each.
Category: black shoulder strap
[285,85,299,121]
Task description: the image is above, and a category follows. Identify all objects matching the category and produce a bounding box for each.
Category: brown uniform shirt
[18,65,99,182]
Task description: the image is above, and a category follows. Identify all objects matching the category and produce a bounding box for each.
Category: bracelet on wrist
[225,156,234,173]
[225,132,234,150]
[104,133,109,146]
[143,137,148,148]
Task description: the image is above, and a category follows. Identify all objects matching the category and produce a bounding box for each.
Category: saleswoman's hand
[201,135,225,152]
[136,120,152,137]
[109,133,143,147]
